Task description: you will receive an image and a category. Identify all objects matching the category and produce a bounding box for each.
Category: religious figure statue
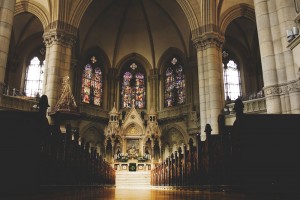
[128,144,138,158]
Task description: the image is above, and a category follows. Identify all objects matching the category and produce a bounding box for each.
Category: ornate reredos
[123,123,143,136]
[122,107,145,136]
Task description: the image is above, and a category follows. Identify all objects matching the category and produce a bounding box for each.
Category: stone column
[193,33,224,136]
[43,29,76,122]
[70,58,78,97]
[149,69,159,111]
[107,68,117,110]
[275,0,300,113]
[0,0,16,95]
[123,138,127,155]
[195,45,207,139]
[275,0,298,81]
[254,0,282,113]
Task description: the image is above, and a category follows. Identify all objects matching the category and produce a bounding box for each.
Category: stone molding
[264,78,300,96]
[43,30,76,47]
[192,32,224,50]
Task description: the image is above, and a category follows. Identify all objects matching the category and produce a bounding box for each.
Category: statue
[128,144,138,158]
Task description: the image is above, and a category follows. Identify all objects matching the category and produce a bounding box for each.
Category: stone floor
[1,187,298,200]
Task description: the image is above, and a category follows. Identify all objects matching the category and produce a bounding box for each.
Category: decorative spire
[109,102,118,115]
[52,76,78,113]
[149,107,157,115]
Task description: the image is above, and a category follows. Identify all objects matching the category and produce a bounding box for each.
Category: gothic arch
[78,47,108,108]
[15,1,50,29]
[219,3,255,34]
[80,125,105,147]
[157,47,187,73]
[116,53,151,109]
[116,53,152,75]
[70,0,93,28]
[158,48,187,108]
[161,124,188,148]
[176,0,200,37]
[123,122,144,136]
[81,46,111,69]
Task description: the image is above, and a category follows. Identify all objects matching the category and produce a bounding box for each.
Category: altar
[104,104,161,171]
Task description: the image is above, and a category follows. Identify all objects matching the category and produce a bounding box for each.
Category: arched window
[81,56,103,106]
[121,62,146,109]
[24,57,45,97]
[164,57,186,107]
[223,60,241,101]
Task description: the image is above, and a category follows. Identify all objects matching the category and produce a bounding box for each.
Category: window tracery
[24,57,45,97]
[164,57,186,107]
[81,56,103,106]
[121,62,146,109]
[223,60,241,101]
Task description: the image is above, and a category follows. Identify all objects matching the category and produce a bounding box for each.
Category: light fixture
[287,27,299,42]
[287,29,294,42]
[292,27,299,36]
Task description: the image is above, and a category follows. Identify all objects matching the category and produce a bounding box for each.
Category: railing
[224,98,266,115]
[1,94,38,111]
[0,85,39,111]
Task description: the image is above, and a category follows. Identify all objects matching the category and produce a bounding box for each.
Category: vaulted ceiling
[78,0,191,69]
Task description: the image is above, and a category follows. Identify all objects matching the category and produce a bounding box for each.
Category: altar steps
[116,171,151,189]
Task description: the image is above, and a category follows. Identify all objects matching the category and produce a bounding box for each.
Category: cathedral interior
[1,0,300,199]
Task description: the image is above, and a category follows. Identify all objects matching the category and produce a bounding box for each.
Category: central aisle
[115,171,151,189]
[3,187,282,200]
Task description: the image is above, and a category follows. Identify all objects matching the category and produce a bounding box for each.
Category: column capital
[43,21,77,47]
[192,32,224,50]
[43,30,77,47]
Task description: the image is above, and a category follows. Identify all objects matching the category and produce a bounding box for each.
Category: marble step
[116,171,151,188]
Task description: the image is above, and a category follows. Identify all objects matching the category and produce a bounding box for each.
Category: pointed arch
[116,53,152,74]
[117,53,151,109]
[15,1,50,29]
[70,0,93,28]
[158,48,187,108]
[176,0,200,37]
[161,124,188,147]
[219,3,255,34]
[81,126,105,149]
[80,46,109,107]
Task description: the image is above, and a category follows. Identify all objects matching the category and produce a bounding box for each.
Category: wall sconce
[293,26,299,36]
[287,27,299,42]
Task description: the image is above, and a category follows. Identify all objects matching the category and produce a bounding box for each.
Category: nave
[0,187,290,200]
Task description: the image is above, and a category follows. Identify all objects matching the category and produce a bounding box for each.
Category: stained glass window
[24,57,45,97]
[121,63,146,109]
[164,57,186,107]
[81,56,103,106]
[223,60,241,100]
